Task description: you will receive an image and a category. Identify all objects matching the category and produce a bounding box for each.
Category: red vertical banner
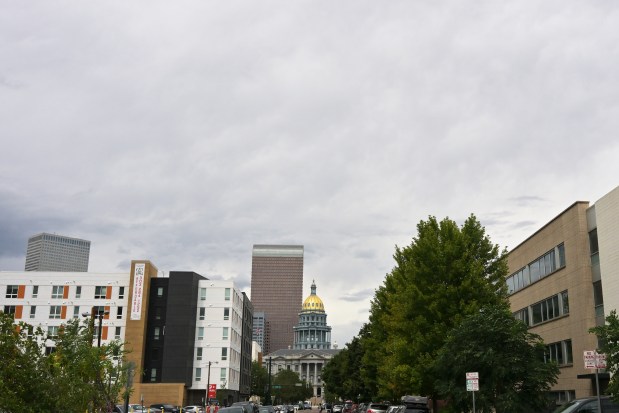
[208,384,217,399]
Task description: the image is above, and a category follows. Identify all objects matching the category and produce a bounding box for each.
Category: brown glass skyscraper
[251,245,303,354]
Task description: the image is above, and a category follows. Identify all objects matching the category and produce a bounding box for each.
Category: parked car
[304,402,311,410]
[385,406,405,413]
[151,404,180,413]
[184,406,206,413]
[552,396,619,413]
[333,405,343,413]
[364,403,389,413]
[218,407,246,413]
[259,406,277,413]
[401,395,428,413]
[231,401,259,413]
[322,403,332,413]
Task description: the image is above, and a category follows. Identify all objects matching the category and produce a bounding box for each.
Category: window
[224,308,230,321]
[118,287,125,299]
[51,286,63,299]
[47,326,59,339]
[531,291,568,325]
[199,308,205,320]
[117,307,123,320]
[154,327,160,340]
[115,327,122,339]
[5,285,18,298]
[221,347,228,361]
[94,286,106,299]
[197,347,203,360]
[30,306,37,319]
[32,285,38,298]
[196,367,202,381]
[222,327,229,340]
[157,287,164,297]
[546,340,573,366]
[93,306,106,317]
[3,306,16,316]
[49,306,62,319]
[557,243,566,268]
[200,288,206,301]
[150,368,157,382]
[75,286,82,298]
[198,327,204,340]
[224,288,231,301]
[155,307,162,320]
[73,306,80,319]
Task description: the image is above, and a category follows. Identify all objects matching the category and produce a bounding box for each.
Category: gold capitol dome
[302,280,325,312]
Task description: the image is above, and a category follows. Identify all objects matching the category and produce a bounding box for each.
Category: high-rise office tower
[25,233,91,272]
[250,244,303,354]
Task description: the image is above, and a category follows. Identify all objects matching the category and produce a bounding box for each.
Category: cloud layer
[2,0,619,345]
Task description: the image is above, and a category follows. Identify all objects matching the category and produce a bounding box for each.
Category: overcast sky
[1,1,619,347]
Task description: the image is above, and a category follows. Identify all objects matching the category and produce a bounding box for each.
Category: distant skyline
[2,1,619,346]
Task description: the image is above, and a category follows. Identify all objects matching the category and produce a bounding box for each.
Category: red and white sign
[466,372,479,379]
[130,263,145,320]
[584,350,606,369]
[208,384,217,399]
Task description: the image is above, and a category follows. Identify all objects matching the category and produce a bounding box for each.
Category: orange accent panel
[106,286,112,299]
[15,306,23,319]
[102,326,108,340]
[63,286,69,299]
[104,306,110,319]
[17,285,25,299]
[61,306,67,319]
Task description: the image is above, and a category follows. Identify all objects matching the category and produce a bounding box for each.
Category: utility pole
[265,357,272,405]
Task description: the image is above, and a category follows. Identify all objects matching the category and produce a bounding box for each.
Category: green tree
[433,305,559,413]
[272,369,312,404]
[251,361,268,399]
[323,329,374,402]
[368,215,509,401]
[0,312,129,413]
[590,310,619,400]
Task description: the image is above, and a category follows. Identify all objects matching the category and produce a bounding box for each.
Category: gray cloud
[2,0,619,344]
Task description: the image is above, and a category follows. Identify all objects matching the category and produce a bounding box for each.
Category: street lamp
[82,306,110,347]
[206,361,219,409]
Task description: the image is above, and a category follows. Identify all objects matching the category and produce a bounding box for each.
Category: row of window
[42,325,123,341]
[194,366,227,382]
[5,285,125,300]
[198,307,232,321]
[196,347,230,361]
[507,244,565,294]
[3,305,123,320]
[513,290,569,326]
[196,326,238,342]
[199,287,233,301]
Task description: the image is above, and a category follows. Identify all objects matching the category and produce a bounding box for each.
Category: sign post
[466,372,479,413]
[584,351,606,413]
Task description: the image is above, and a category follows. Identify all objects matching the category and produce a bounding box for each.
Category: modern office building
[0,261,253,407]
[293,280,332,350]
[265,280,339,404]
[251,245,304,354]
[252,311,268,353]
[25,232,91,272]
[506,185,619,406]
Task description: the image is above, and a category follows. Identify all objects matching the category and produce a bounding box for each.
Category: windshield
[552,400,587,413]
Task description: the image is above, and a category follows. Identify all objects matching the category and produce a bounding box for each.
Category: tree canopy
[0,312,129,413]
[590,310,619,400]
[368,215,510,400]
[433,305,559,413]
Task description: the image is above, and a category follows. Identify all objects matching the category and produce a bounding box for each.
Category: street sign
[584,351,606,369]
[466,379,479,391]
[466,372,479,379]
